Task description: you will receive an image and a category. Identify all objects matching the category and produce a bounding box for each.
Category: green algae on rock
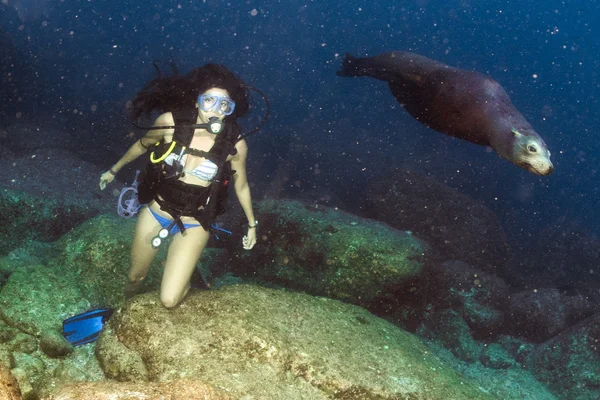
[527,312,600,400]
[0,188,108,256]
[230,199,428,306]
[96,284,495,400]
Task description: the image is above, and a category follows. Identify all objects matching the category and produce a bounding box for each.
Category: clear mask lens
[198,94,235,116]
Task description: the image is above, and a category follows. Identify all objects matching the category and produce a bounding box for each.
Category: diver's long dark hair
[131,63,250,148]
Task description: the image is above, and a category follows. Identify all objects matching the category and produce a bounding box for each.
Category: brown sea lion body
[337,51,553,175]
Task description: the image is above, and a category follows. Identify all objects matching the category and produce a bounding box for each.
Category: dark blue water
[1,0,599,248]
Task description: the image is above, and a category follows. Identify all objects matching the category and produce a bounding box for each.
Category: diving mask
[198,94,236,116]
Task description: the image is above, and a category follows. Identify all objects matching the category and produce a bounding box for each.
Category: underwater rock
[95,315,148,382]
[0,364,21,400]
[504,218,600,302]
[0,212,230,397]
[0,320,19,345]
[364,168,510,273]
[0,263,106,397]
[7,369,29,400]
[94,284,495,399]
[38,333,72,359]
[417,336,557,400]
[426,260,509,339]
[0,147,114,256]
[527,311,600,400]
[227,198,428,308]
[495,334,535,365]
[11,353,44,385]
[0,266,89,338]
[0,188,97,257]
[41,379,232,400]
[422,309,482,363]
[4,335,36,356]
[504,288,598,343]
[49,213,142,306]
[0,242,55,276]
[479,343,517,369]
[34,346,106,399]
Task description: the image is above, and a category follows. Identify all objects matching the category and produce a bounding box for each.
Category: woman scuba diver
[99,63,264,308]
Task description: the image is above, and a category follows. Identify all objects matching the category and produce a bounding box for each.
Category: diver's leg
[160,226,210,308]
[127,207,161,298]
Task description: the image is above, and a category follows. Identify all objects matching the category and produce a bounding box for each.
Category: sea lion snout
[512,131,554,175]
[541,163,554,176]
[524,160,554,176]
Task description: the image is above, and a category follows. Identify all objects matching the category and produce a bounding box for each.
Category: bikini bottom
[148,207,201,235]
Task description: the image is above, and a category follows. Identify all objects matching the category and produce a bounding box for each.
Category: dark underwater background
[2,0,598,249]
[1,0,600,398]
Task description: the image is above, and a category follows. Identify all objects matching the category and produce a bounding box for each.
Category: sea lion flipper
[337,53,379,78]
[337,52,427,84]
[337,53,402,81]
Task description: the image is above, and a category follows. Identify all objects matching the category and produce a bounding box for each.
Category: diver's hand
[99,170,115,190]
[242,227,257,250]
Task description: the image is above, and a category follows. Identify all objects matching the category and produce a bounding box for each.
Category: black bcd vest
[136,108,237,229]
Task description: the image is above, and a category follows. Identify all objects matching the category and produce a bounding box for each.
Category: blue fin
[62,308,113,346]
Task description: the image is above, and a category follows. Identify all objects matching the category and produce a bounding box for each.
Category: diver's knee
[160,293,182,309]
[128,271,147,282]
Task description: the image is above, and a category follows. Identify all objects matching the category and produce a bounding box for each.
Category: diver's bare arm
[110,113,173,174]
[231,140,256,225]
[109,140,149,174]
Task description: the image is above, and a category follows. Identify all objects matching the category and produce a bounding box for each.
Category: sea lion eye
[528,145,537,153]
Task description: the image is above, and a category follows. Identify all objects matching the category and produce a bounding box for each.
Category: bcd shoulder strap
[170,107,237,166]
[171,108,198,147]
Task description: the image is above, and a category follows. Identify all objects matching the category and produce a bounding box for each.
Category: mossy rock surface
[0,266,87,337]
[96,284,495,400]
[41,379,233,400]
[231,199,428,306]
[527,312,600,400]
[0,188,105,256]
[49,213,164,306]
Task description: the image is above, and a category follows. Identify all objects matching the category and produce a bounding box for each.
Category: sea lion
[337,51,554,176]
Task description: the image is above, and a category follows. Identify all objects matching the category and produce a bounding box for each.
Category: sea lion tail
[336,53,364,77]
